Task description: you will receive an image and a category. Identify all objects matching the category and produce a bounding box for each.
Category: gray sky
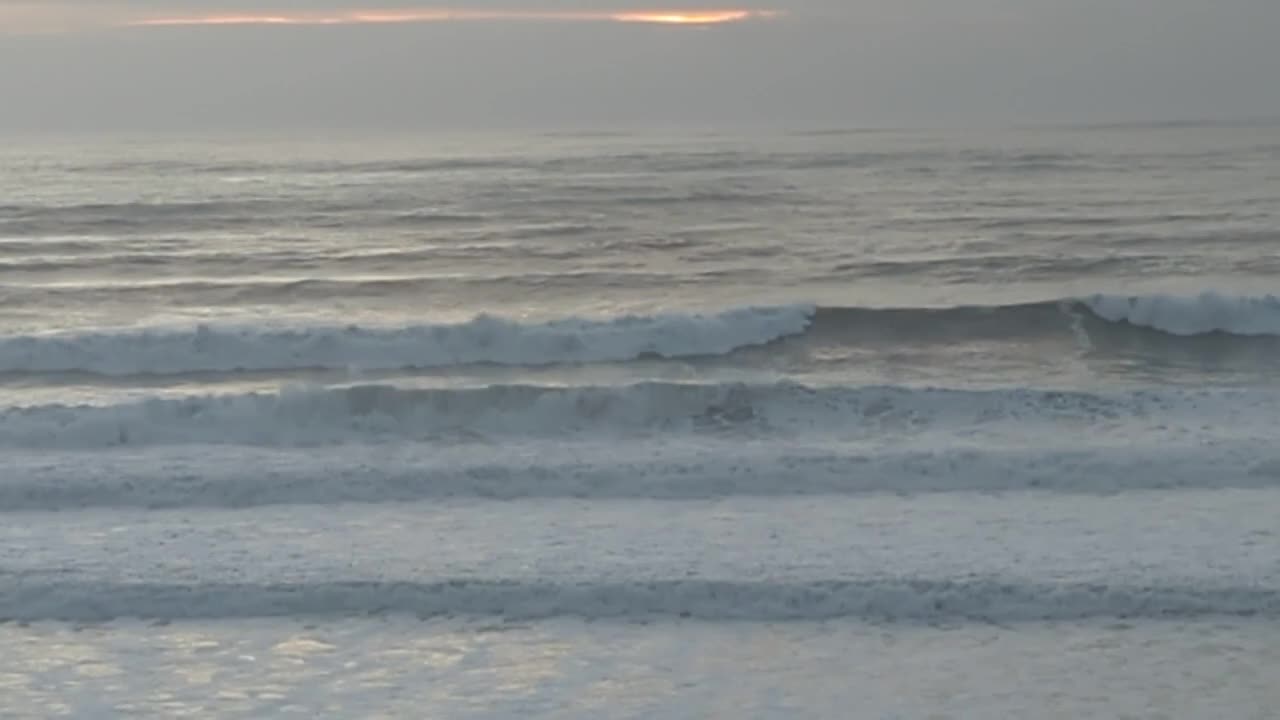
[1,0,1277,131]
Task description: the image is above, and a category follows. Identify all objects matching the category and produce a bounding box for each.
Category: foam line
[4,578,1277,623]
[1081,291,1280,336]
[4,439,1276,510]
[0,381,1223,448]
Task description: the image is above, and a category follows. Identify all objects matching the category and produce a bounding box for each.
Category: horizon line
[123,8,782,28]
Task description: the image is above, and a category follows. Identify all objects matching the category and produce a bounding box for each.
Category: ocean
[2,126,1279,717]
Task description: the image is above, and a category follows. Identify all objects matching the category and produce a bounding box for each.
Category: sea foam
[7,577,1278,623]
[1082,291,1280,336]
[0,381,1191,449]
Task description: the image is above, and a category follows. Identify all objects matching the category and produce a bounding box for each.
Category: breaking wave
[2,291,1278,378]
[1080,291,1280,336]
[0,305,813,376]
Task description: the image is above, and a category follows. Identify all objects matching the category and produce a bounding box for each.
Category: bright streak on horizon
[614,11,771,24]
[125,9,781,28]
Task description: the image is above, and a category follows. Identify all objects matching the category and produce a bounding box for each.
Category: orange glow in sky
[614,11,772,24]
[126,9,780,28]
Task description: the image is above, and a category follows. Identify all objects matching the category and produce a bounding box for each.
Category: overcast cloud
[1,1,1277,131]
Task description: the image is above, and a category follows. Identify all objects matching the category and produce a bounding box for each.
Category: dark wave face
[804,294,1280,342]
[776,295,1280,385]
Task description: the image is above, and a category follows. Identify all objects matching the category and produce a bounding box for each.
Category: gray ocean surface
[4,126,1280,399]
[3,126,1280,717]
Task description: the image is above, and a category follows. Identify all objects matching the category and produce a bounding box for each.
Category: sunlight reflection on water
[2,618,1278,718]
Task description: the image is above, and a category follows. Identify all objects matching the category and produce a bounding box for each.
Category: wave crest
[1082,291,1280,336]
[3,291,1277,380]
[0,305,813,376]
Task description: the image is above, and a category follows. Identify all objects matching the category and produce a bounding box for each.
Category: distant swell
[5,578,1278,623]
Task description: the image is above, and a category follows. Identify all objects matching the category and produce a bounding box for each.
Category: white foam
[6,577,1277,623]
[1,379,1275,510]
[0,305,814,376]
[7,488,1280,621]
[1083,291,1280,336]
[0,381,1211,449]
